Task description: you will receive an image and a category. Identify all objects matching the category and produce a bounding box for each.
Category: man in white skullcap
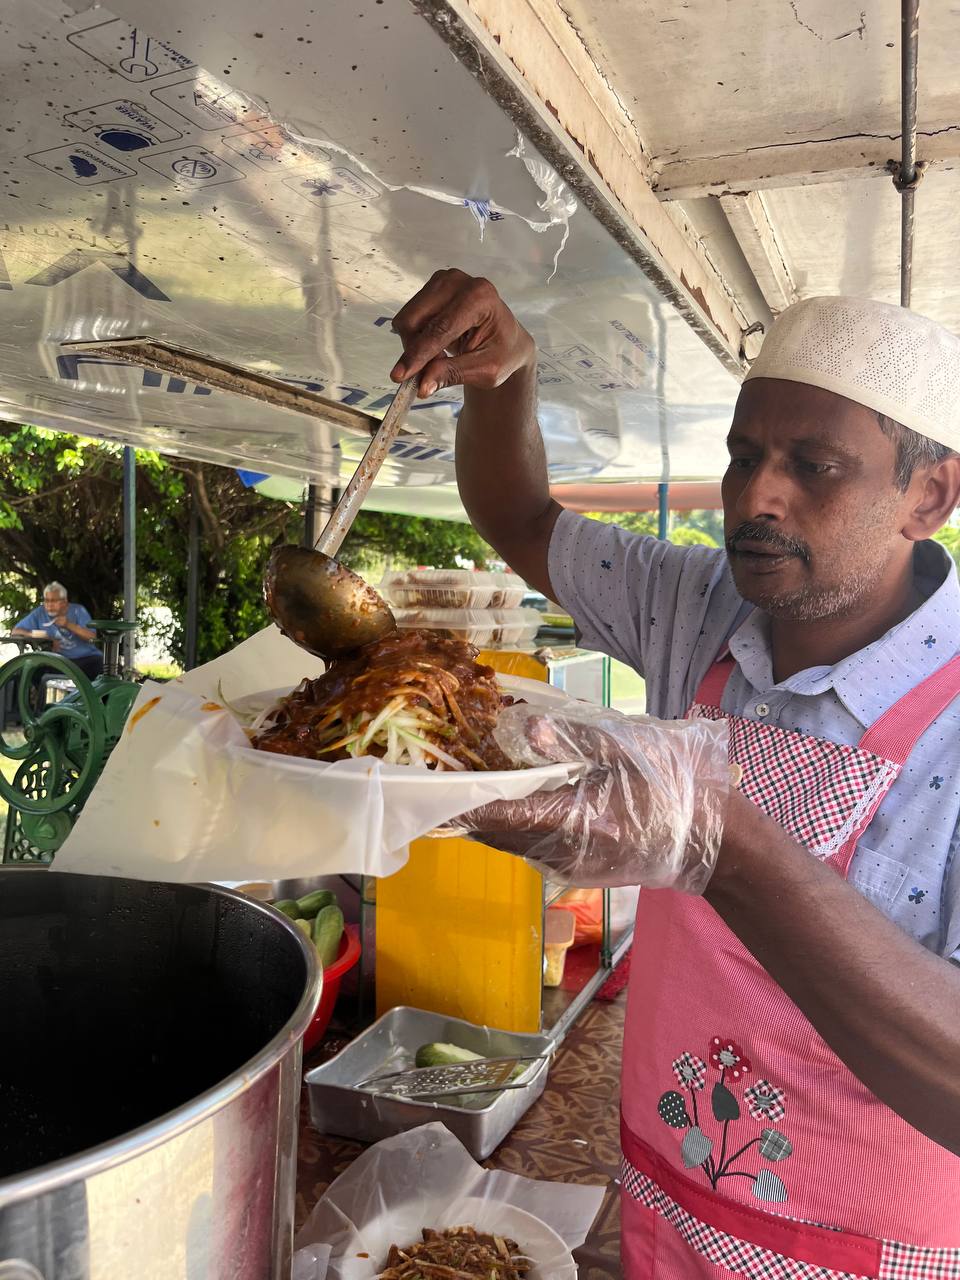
[392,272,960,1276]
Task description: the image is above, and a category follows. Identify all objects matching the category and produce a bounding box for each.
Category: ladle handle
[314,376,419,558]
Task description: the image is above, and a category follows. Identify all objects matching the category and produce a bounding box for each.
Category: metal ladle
[264,377,418,660]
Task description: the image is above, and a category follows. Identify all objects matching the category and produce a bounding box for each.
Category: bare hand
[391,268,535,397]
[51,638,62,653]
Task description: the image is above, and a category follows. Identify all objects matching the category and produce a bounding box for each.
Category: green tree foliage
[583,509,720,547]
[584,506,960,565]
[934,525,960,568]
[0,425,300,664]
[0,426,126,622]
[341,511,492,574]
[0,426,493,666]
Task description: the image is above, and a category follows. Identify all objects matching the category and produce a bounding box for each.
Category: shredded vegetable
[378,1226,532,1279]
[251,630,514,771]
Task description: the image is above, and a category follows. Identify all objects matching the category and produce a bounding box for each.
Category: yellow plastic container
[375,649,550,1033]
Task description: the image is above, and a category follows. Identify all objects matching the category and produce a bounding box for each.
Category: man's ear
[902,455,960,541]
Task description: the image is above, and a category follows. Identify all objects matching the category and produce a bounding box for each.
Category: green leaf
[712,1082,740,1122]
[752,1170,788,1202]
[758,1128,793,1162]
[681,1126,713,1168]
[657,1090,691,1129]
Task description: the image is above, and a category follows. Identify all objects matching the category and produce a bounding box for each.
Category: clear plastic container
[381,569,526,610]
[543,908,576,987]
[392,607,543,647]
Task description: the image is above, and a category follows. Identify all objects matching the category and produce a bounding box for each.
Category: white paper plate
[345,1194,577,1279]
[55,672,583,885]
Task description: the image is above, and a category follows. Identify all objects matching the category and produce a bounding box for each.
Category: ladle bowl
[265,544,397,660]
[263,376,416,662]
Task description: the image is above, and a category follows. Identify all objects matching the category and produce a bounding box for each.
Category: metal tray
[304,1006,553,1160]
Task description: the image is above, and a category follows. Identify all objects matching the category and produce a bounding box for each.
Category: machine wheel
[0,653,106,815]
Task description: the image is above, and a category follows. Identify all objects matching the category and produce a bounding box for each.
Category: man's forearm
[456,363,561,596]
[706,790,960,1153]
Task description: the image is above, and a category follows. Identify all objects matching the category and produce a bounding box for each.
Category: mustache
[725,522,810,563]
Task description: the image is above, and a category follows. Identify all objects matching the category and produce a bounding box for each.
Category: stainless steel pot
[0,870,320,1279]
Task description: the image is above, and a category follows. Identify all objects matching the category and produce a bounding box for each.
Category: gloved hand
[452,702,733,892]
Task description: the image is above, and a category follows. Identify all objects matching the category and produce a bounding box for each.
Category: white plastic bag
[54,626,580,883]
[292,1122,605,1280]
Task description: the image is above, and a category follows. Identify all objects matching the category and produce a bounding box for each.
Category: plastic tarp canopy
[0,0,741,502]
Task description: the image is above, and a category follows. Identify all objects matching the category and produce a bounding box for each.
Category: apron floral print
[618,654,960,1280]
[658,1040,793,1203]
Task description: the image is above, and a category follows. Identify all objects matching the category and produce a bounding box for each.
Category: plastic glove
[452,702,732,892]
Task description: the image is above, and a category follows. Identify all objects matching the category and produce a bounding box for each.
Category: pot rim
[0,872,322,1209]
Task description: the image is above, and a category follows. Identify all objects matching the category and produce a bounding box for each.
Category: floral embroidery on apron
[658,1038,793,1203]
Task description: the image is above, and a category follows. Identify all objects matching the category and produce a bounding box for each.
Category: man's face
[722,379,914,622]
[43,593,68,617]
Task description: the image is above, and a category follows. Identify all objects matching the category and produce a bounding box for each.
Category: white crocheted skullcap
[744,297,960,451]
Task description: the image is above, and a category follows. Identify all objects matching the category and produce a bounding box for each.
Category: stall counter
[295,995,626,1278]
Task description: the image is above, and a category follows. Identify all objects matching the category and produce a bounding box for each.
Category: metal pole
[656,308,670,541]
[185,489,200,671]
[897,0,921,308]
[303,481,320,548]
[122,447,136,669]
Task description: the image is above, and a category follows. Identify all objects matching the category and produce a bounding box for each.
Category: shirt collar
[727,541,960,728]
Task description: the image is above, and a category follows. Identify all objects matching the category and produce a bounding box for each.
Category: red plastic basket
[303,925,362,1053]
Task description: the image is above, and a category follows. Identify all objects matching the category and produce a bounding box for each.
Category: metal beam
[122,447,136,671]
[185,490,200,672]
[303,482,321,549]
[654,129,960,202]
[718,192,798,315]
[413,0,754,375]
[896,0,921,308]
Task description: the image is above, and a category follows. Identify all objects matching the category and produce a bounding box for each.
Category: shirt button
[755,703,770,718]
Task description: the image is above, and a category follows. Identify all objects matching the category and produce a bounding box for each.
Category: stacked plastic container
[380,569,543,649]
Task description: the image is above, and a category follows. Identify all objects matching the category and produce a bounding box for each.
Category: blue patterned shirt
[548,510,960,959]
[15,602,99,660]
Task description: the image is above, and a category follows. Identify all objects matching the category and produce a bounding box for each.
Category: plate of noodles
[241,629,574,777]
[53,629,582,885]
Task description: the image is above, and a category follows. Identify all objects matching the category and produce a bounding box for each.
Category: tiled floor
[296,995,627,1277]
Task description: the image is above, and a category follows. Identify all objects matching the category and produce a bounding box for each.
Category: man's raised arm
[391,268,561,598]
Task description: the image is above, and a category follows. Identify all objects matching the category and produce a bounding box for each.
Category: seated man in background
[12,581,102,680]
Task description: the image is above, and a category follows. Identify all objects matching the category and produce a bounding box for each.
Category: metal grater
[358,1055,548,1101]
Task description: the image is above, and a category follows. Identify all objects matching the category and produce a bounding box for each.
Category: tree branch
[190,466,226,555]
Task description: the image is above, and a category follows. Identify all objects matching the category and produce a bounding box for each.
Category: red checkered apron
[620,653,960,1279]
